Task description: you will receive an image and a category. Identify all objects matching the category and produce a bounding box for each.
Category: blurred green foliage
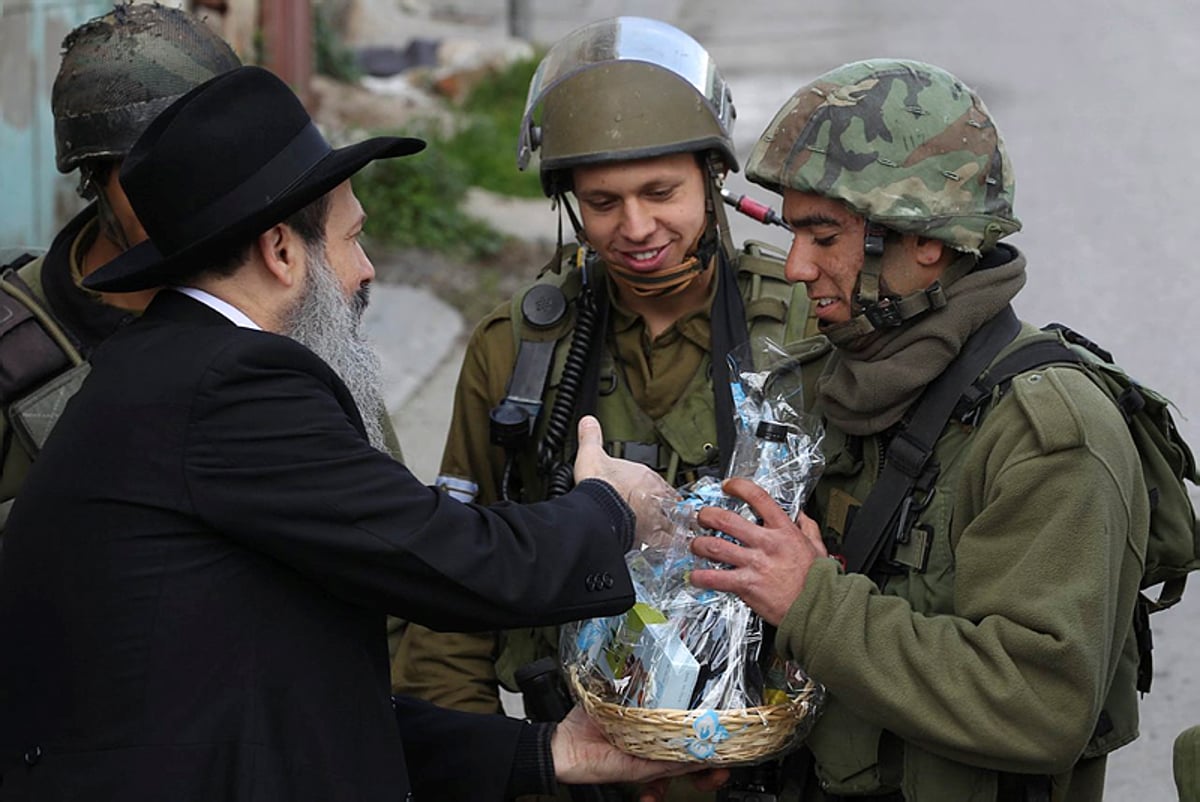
[350,55,545,258]
[313,4,361,83]
[438,55,544,199]
[353,142,502,260]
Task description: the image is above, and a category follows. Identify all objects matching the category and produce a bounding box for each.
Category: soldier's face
[572,153,708,277]
[780,191,866,326]
[781,190,938,327]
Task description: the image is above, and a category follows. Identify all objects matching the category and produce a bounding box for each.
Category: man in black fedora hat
[0,66,719,801]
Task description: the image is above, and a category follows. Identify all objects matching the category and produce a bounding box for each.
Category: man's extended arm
[186,333,636,632]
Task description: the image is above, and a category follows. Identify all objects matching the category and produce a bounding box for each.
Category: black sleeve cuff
[573,478,636,553]
[506,721,558,798]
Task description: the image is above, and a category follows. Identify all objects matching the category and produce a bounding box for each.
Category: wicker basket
[568,666,825,765]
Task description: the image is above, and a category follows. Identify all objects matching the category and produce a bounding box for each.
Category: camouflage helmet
[517,16,737,196]
[746,59,1021,253]
[52,3,241,174]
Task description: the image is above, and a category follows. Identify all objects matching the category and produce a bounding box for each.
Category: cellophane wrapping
[561,338,827,752]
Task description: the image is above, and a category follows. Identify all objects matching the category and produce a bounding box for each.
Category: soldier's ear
[913,236,946,267]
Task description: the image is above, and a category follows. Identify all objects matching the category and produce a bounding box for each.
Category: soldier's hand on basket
[574,415,677,548]
[688,477,828,626]
[551,705,729,788]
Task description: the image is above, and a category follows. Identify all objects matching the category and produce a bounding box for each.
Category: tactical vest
[493,241,830,691]
[804,323,1154,800]
[0,255,89,518]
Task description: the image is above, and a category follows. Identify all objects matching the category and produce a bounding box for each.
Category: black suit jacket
[0,291,634,801]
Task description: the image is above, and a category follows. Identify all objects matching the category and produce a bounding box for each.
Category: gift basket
[562,339,828,764]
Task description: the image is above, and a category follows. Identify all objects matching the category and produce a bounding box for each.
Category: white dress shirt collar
[172,286,262,330]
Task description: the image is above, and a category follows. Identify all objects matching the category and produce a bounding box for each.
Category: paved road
[371,2,1200,798]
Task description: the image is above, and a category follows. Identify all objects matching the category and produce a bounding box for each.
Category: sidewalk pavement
[361,282,465,484]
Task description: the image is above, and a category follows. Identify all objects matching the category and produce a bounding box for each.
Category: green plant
[348,55,548,261]
[313,4,360,83]
[352,145,504,261]
[440,55,544,198]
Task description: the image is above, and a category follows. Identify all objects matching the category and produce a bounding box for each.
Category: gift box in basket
[560,339,828,765]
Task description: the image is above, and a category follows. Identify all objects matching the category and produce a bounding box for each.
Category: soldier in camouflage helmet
[745,58,1022,348]
[0,5,244,529]
[682,60,1150,801]
[49,3,245,306]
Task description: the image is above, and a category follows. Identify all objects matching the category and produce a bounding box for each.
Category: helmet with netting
[746,59,1020,253]
[516,16,737,196]
[52,3,241,174]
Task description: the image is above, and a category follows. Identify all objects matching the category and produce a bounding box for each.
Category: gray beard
[283,246,389,452]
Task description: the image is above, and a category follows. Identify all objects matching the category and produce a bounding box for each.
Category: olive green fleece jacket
[779,335,1149,801]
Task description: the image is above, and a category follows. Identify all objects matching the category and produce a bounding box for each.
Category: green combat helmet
[52,3,241,177]
[517,16,737,195]
[746,59,1022,340]
[515,17,741,296]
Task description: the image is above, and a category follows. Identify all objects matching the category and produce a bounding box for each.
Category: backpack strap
[1,251,40,273]
[711,248,752,475]
[953,337,1082,425]
[945,324,1193,694]
[842,306,1023,575]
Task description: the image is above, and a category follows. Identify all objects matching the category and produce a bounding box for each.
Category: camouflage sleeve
[0,254,49,512]
[391,303,516,712]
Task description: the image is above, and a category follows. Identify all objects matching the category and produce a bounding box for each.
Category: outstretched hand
[573,415,676,548]
[688,477,828,626]
[551,705,728,793]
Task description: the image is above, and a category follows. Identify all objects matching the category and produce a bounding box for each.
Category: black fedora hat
[84,65,425,292]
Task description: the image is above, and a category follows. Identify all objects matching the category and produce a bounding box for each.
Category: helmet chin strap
[80,161,132,252]
[556,198,718,299]
[95,190,132,253]
[822,221,952,348]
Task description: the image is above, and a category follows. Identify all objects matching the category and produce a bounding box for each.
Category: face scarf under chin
[282,243,389,451]
[604,252,707,298]
[602,227,714,299]
[816,250,1028,437]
